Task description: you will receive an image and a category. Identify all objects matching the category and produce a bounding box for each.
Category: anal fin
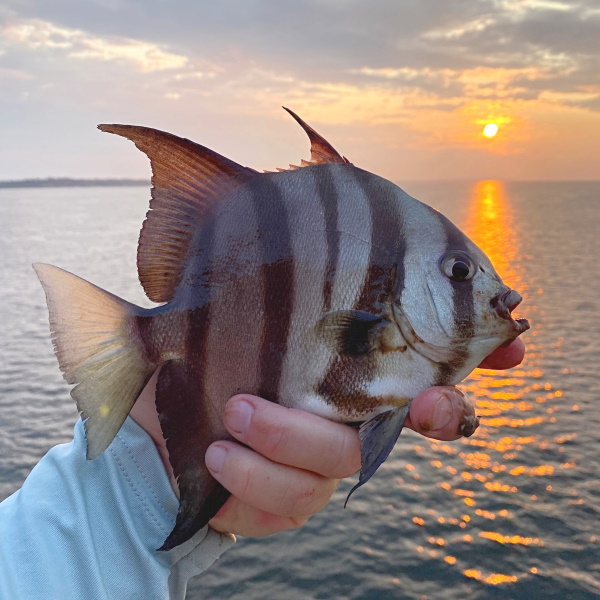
[155,360,231,551]
[345,404,410,506]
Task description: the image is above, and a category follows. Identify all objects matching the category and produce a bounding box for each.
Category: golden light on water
[463,180,519,286]
[479,531,543,546]
[402,181,571,590]
[483,123,499,138]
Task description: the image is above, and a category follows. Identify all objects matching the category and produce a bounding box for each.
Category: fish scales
[277,170,330,406]
[327,167,372,312]
[353,167,407,312]
[253,178,296,401]
[34,108,529,550]
[152,171,340,547]
[312,166,339,312]
[280,165,376,417]
[203,185,265,405]
[315,167,410,416]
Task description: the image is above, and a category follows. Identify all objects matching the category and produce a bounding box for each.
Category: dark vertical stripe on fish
[152,218,236,548]
[185,218,217,359]
[317,167,406,415]
[313,167,339,312]
[436,213,475,384]
[251,177,295,401]
[183,217,218,426]
[353,167,406,309]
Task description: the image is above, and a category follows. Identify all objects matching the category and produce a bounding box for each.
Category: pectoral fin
[155,360,231,551]
[316,310,393,356]
[345,404,410,507]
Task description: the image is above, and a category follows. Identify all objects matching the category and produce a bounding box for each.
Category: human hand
[131,339,525,537]
[206,338,526,537]
[405,337,526,441]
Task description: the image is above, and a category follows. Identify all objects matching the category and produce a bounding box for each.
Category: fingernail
[432,393,454,430]
[225,398,254,435]
[205,444,228,475]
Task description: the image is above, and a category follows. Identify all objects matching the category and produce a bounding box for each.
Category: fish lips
[491,289,530,339]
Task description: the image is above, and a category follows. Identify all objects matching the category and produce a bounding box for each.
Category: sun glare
[483,123,499,138]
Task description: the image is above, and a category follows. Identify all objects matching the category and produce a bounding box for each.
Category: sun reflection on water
[463,180,522,290]
[402,180,574,589]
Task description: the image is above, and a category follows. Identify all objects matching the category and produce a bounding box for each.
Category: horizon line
[1,176,599,189]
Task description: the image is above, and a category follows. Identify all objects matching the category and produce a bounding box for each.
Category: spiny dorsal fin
[265,108,350,173]
[98,124,257,303]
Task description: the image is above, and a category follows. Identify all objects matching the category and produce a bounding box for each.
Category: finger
[205,440,339,518]
[479,338,525,370]
[221,395,361,478]
[405,386,478,441]
[209,497,309,538]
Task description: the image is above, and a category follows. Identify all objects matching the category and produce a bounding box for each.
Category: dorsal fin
[98,124,257,303]
[266,108,350,173]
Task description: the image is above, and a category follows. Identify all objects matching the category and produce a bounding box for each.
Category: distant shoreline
[0,178,149,189]
[2,177,599,190]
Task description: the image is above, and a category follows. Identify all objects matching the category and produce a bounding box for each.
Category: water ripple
[1,183,599,599]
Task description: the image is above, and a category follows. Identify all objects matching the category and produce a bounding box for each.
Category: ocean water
[0,181,598,599]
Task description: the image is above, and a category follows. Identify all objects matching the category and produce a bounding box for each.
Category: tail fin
[33,263,155,459]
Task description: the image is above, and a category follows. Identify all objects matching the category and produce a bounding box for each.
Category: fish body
[34,109,529,550]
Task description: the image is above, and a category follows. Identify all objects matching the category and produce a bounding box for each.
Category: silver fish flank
[34,108,529,550]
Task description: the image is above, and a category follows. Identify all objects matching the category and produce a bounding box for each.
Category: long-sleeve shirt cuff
[0,417,235,600]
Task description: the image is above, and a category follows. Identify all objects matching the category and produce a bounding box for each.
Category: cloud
[421,2,600,100]
[350,65,557,100]
[1,18,188,72]
[0,1,599,180]
[3,1,599,108]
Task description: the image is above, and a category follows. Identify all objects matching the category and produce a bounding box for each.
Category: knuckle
[234,457,255,500]
[329,431,361,478]
[328,449,347,479]
[263,424,287,458]
[254,414,289,458]
[288,515,309,530]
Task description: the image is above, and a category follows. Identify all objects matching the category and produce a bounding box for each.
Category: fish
[34,108,529,551]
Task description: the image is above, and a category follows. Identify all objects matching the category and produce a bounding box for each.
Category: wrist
[130,370,179,496]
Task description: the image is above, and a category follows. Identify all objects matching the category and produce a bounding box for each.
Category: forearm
[0,417,233,600]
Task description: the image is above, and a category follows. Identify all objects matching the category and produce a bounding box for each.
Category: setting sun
[483,123,499,138]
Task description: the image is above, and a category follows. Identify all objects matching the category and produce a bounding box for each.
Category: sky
[1,0,599,181]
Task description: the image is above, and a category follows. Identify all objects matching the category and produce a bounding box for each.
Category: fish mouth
[491,290,530,336]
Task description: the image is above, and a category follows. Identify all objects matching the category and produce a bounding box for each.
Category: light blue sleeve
[0,417,235,600]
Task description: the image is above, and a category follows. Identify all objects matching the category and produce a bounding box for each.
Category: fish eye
[440,252,478,282]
